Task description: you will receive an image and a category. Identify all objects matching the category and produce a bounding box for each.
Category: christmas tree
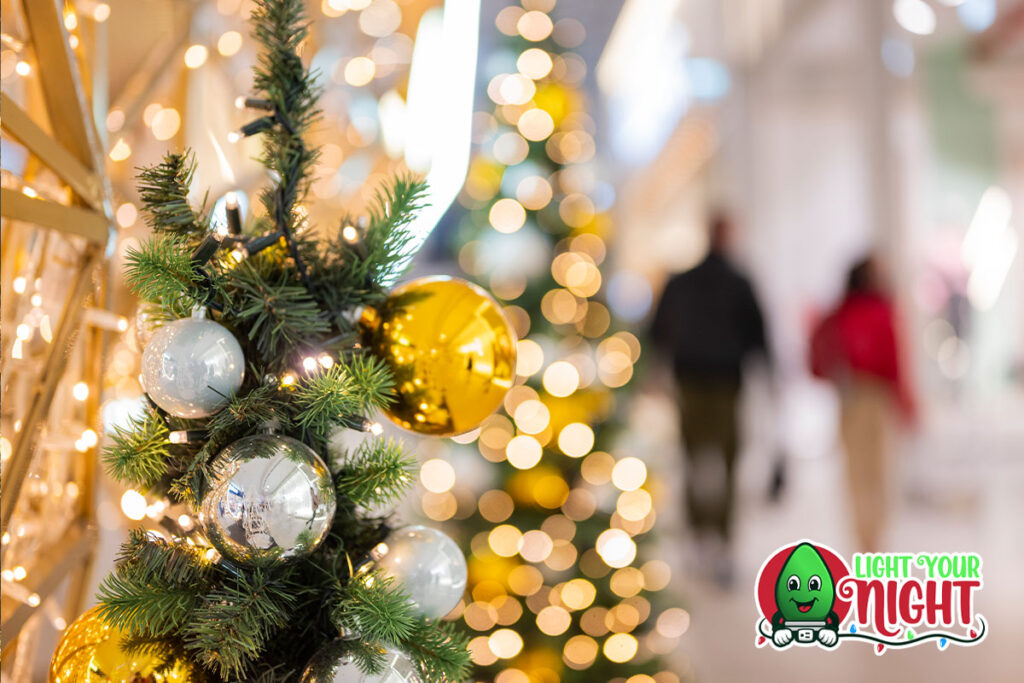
[437,4,677,682]
[48,2,511,681]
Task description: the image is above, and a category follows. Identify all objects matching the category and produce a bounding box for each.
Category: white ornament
[300,641,420,683]
[369,525,467,619]
[141,312,244,418]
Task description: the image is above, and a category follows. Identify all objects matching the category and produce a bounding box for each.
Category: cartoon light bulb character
[771,543,840,647]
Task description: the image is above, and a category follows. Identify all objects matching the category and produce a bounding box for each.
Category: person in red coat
[810,257,915,551]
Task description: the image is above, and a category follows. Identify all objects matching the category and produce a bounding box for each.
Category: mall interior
[1,0,1022,681]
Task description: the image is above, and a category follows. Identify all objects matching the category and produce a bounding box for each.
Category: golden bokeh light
[537,605,572,636]
[516,175,553,210]
[517,48,553,80]
[581,451,615,485]
[514,339,545,377]
[541,514,576,541]
[493,131,530,165]
[496,6,525,35]
[657,607,691,638]
[606,603,641,633]
[488,524,523,557]
[560,578,597,610]
[513,399,550,434]
[519,529,554,563]
[508,564,544,596]
[218,30,243,56]
[596,528,637,568]
[489,198,527,233]
[610,567,646,598]
[469,635,499,666]
[542,360,580,397]
[421,491,458,521]
[464,600,499,631]
[184,44,208,69]
[563,635,598,669]
[109,138,132,162]
[420,458,456,493]
[344,56,375,86]
[557,422,594,458]
[603,633,639,663]
[493,594,524,625]
[616,489,653,521]
[518,10,554,41]
[541,288,582,325]
[479,489,515,523]
[506,434,542,469]
[151,108,181,141]
[612,457,648,491]
[561,487,596,521]
[488,628,524,659]
[534,474,570,509]
[641,560,672,592]
[115,203,138,228]
[518,108,555,141]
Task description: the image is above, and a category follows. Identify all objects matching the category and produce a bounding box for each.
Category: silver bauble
[201,434,336,564]
[133,303,162,351]
[300,640,421,683]
[369,525,467,619]
[141,315,245,418]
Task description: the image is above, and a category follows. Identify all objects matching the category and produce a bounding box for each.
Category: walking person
[810,256,915,552]
[650,214,769,585]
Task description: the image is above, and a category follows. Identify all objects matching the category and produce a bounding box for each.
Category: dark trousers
[677,378,740,541]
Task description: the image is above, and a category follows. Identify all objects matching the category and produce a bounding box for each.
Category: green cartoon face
[774,543,835,622]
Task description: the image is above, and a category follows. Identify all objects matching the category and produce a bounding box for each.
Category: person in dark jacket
[650,214,768,562]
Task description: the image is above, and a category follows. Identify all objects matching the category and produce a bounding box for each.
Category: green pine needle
[137,151,206,235]
[124,233,205,307]
[183,569,296,679]
[102,409,171,489]
[342,353,396,413]
[332,573,417,645]
[335,438,415,508]
[401,620,472,683]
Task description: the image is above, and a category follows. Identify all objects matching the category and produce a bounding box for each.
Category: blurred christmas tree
[436,3,680,682]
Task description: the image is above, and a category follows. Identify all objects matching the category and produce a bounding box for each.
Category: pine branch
[102,409,171,489]
[335,438,415,508]
[331,573,417,646]
[290,364,360,446]
[324,176,429,300]
[183,569,296,679]
[136,151,206,235]
[401,620,472,683]
[223,256,329,363]
[97,530,213,638]
[342,353,395,413]
[124,233,205,308]
[206,379,290,445]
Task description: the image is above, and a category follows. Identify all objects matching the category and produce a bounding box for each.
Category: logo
[754,541,986,654]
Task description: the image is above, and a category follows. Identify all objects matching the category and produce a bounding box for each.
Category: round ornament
[133,303,162,350]
[141,312,245,418]
[300,640,420,683]
[368,525,467,619]
[49,606,197,682]
[201,434,336,564]
[362,276,516,437]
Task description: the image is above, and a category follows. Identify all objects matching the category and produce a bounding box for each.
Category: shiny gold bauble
[49,607,197,683]
[362,276,517,437]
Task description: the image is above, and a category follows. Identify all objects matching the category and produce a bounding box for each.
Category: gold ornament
[49,607,197,683]
[362,276,517,436]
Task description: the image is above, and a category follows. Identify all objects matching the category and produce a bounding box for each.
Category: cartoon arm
[817,610,840,647]
[770,611,793,647]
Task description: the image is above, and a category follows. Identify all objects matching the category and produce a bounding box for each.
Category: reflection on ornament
[368,525,467,619]
[362,276,516,437]
[141,314,244,418]
[201,434,336,564]
[49,606,197,682]
[300,640,421,683]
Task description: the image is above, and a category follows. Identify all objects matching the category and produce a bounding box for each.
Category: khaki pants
[838,376,893,552]
[677,379,740,541]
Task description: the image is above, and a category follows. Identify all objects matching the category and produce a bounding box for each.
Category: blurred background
[2,0,1022,681]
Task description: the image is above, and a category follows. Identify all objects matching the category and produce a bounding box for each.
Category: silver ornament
[141,315,245,418]
[201,434,336,564]
[369,525,467,619]
[301,640,421,683]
